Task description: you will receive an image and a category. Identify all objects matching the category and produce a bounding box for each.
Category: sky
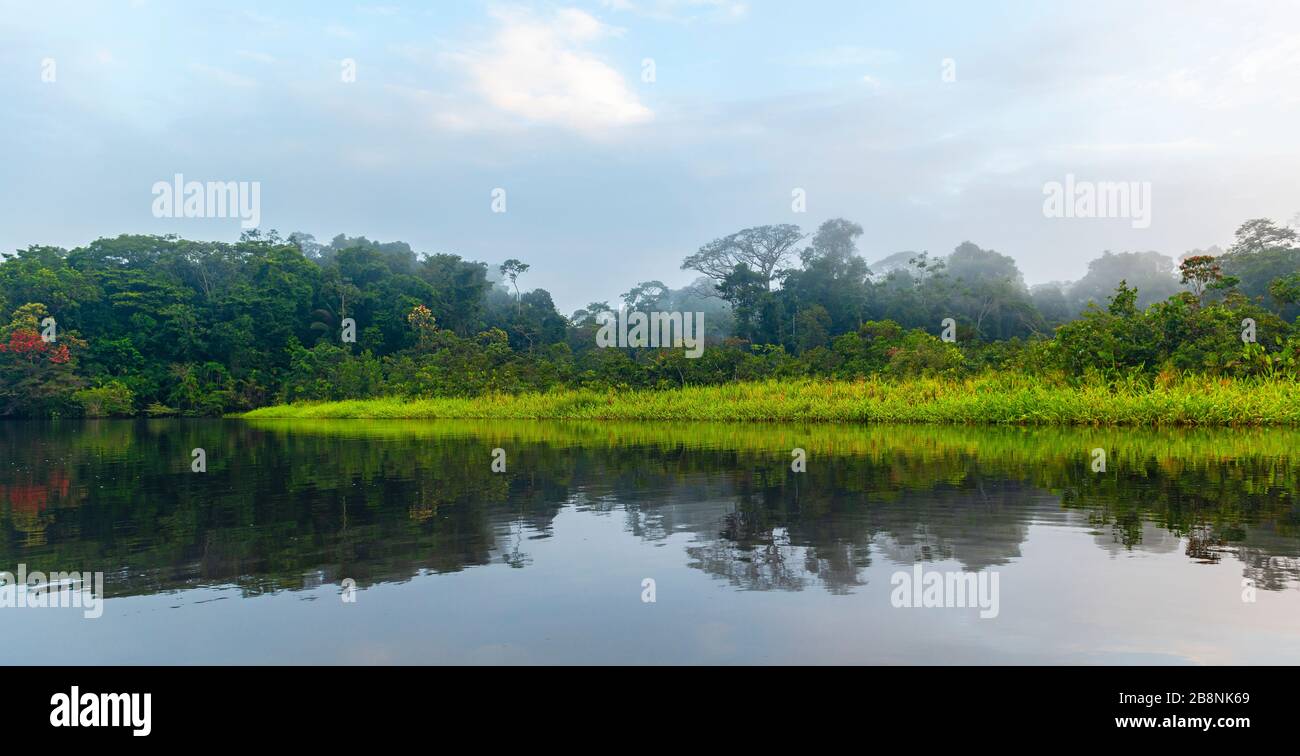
[2,0,1299,312]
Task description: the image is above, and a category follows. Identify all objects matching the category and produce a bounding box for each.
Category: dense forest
[1,218,1298,417]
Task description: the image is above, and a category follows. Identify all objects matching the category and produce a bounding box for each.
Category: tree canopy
[1,215,1297,416]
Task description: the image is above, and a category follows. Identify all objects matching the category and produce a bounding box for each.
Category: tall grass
[240,374,1300,425]
[242,416,1300,464]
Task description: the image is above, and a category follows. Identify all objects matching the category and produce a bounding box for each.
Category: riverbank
[239,375,1300,425]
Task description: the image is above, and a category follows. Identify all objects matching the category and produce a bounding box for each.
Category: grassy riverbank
[240,375,1300,425]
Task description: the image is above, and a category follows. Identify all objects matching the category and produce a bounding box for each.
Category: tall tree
[682,225,804,291]
[1227,218,1297,255]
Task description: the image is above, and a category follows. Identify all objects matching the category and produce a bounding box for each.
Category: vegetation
[243,375,1300,425]
[1,218,1298,420]
[5,419,1298,595]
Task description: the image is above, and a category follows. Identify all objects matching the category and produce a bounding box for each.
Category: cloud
[452,7,651,133]
[1172,32,1300,108]
[1059,139,1215,155]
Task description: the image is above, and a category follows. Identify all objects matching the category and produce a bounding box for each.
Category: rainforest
[2,218,1298,423]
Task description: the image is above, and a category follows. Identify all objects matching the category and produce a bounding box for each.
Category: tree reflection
[0,419,1297,597]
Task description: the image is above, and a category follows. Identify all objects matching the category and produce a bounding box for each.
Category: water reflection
[1,419,1297,599]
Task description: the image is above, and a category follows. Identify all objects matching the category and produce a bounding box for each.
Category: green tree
[0,303,84,415]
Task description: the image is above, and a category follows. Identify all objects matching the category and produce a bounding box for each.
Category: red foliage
[0,471,72,515]
[0,329,70,363]
[0,484,49,514]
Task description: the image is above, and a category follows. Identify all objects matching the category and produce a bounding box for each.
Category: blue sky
[2,0,1299,311]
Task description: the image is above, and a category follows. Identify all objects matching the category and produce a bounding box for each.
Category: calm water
[1,419,1298,665]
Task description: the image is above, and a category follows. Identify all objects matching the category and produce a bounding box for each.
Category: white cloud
[1060,139,1215,155]
[452,7,651,133]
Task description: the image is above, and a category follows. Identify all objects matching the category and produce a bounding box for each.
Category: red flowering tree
[0,303,83,416]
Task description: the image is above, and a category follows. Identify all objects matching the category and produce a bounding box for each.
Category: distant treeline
[1,218,1298,417]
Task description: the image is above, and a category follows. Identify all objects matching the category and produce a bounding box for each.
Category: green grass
[240,374,1300,426]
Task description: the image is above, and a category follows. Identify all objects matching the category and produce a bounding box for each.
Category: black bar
[8,665,1285,744]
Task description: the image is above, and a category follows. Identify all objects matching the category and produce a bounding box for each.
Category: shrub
[74,381,136,417]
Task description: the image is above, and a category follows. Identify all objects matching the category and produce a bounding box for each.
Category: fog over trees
[1,217,1297,416]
